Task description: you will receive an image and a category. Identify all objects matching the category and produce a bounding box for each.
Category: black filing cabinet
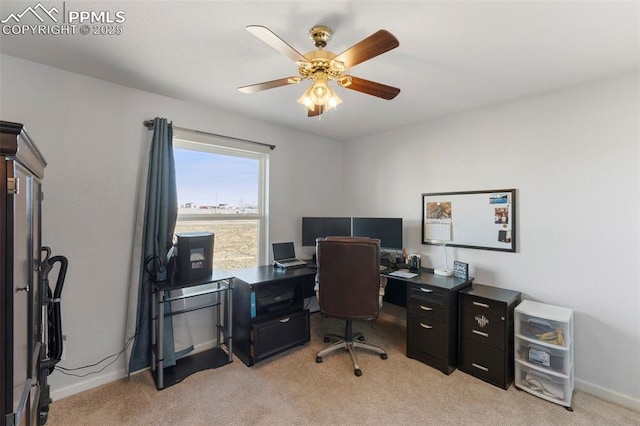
[458,284,521,389]
[403,272,472,375]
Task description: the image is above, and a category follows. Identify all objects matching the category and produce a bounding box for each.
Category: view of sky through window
[174,147,259,208]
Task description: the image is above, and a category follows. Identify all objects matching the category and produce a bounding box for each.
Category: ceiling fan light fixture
[297,86,315,110]
[310,72,330,104]
[240,25,400,118]
[296,78,342,113]
[327,89,342,110]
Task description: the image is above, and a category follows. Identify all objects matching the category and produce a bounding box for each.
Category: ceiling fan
[238,25,400,117]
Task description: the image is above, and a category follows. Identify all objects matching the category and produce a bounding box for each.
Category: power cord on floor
[55,333,136,378]
[54,278,152,378]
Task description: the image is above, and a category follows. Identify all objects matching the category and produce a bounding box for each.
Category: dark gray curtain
[126,117,179,373]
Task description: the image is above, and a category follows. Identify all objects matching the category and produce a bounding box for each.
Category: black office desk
[231,265,315,366]
[229,264,472,374]
[382,268,473,374]
[151,270,234,389]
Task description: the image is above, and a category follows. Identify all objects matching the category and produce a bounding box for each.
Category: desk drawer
[407,314,445,360]
[408,284,447,307]
[408,302,446,324]
[250,310,310,362]
[461,293,505,311]
[459,338,507,388]
[461,305,506,350]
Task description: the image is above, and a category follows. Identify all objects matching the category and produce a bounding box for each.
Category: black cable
[55,335,133,377]
[54,277,152,377]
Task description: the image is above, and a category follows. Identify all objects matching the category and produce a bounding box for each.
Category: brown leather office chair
[315,237,388,376]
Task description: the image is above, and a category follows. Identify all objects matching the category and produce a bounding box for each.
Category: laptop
[272,242,307,269]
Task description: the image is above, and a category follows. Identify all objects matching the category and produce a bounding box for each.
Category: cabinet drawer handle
[472,363,489,372]
[279,317,290,323]
[419,305,433,311]
[419,288,433,293]
[472,329,489,337]
[419,323,433,329]
[473,301,490,308]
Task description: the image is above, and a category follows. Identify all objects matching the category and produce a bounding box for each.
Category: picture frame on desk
[453,261,469,280]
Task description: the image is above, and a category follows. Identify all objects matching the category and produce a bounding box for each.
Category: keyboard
[274,259,307,269]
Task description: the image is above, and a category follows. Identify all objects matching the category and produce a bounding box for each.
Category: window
[173,130,269,270]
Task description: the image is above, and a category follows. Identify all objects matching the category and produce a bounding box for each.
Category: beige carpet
[46,313,639,425]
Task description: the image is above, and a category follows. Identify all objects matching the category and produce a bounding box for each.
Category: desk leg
[151,288,157,372]
[216,281,221,351]
[226,279,233,361]
[157,289,164,389]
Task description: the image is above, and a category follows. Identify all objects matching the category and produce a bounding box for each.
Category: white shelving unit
[514,300,574,410]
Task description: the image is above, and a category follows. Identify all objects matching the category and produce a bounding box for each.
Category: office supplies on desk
[272,242,307,268]
[409,254,421,271]
[388,270,417,278]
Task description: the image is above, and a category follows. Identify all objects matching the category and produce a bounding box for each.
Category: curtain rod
[143,120,276,151]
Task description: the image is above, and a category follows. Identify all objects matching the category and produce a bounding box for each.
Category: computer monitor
[301,217,352,246]
[352,217,403,249]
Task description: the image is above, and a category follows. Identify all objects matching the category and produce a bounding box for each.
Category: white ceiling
[1,1,638,141]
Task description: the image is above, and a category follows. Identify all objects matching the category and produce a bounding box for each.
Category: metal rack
[151,270,234,390]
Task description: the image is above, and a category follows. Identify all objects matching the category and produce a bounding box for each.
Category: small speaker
[176,232,214,282]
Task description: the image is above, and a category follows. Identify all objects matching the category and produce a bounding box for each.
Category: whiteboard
[421,189,516,252]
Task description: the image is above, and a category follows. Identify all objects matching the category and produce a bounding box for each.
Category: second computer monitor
[302,217,352,246]
[352,217,403,249]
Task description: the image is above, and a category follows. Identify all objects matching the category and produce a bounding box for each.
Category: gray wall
[1,53,638,410]
[0,54,344,398]
[343,72,639,409]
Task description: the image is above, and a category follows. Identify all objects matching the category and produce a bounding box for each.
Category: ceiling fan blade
[307,104,324,117]
[246,25,308,63]
[342,76,400,100]
[332,30,399,69]
[238,77,299,94]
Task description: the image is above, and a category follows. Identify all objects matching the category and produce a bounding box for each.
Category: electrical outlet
[61,335,66,361]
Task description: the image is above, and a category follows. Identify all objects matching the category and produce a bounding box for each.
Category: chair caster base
[355,368,362,377]
[381,353,388,360]
[316,356,323,363]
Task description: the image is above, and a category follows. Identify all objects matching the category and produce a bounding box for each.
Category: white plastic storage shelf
[514,300,574,409]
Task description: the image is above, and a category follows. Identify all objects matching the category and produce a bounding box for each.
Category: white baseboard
[50,339,217,402]
[50,340,639,414]
[50,368,129,401]
[575,378,640,412]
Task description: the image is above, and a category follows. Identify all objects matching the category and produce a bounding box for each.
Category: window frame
[173,130,269,268]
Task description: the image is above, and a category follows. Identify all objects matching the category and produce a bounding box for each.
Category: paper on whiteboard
[425,201,452,241]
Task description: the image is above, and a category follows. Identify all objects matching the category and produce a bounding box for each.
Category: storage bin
[515,341,571,374]
[515,361,572,404]
[514,300,574,408]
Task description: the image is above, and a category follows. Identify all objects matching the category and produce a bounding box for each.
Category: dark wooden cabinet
[398,270,472,375]
[1,121,47,425]
[458,284,521,389]
[231,266,314,366]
